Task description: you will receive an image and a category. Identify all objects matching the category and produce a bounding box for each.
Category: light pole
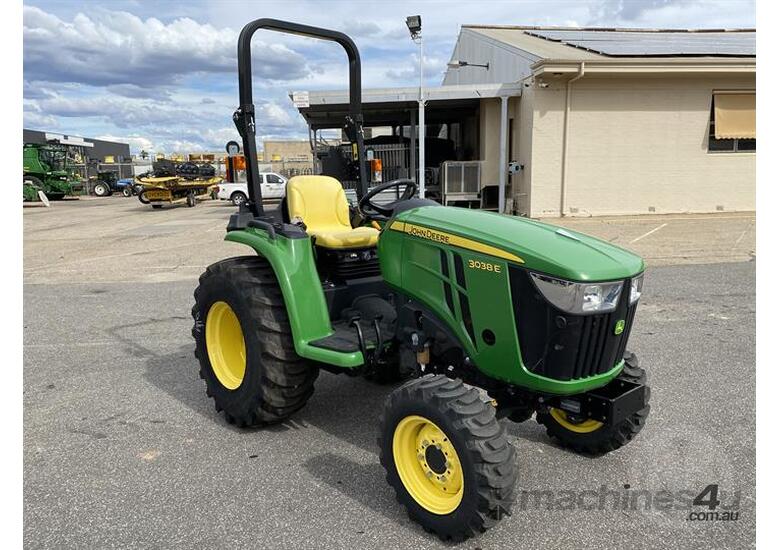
[406,15,424,198]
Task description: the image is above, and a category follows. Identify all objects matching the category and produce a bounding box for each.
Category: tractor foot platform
[310,318,393,353]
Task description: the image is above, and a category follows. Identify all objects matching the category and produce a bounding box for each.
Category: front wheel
[122,187,132,197]
[536,351,650,455]
[378,375,516,541]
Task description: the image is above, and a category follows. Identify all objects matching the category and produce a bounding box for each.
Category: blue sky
[23,0,756,154]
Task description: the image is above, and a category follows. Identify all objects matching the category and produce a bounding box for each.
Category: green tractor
[192,19,650,541]
[23,143,79,201]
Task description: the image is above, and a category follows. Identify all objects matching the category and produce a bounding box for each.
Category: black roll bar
[234,18,368,217]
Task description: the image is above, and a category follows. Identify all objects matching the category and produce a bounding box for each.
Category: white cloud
[385,53,446,81]
[23,110,59,129]
[23,5,311,87]
[259,103,293,127]
[34,93,192,128]
[106,84,173,101]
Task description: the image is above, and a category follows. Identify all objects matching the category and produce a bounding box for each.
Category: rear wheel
[536,351,650,455]
[93,182,109,197]
[192,256,318,427]
[378,375,516,541]
[231,191,247,207]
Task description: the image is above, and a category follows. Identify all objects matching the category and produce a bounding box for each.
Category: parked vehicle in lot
[23,143,81,201]
[117,178,139,197]
[90,171,136,197]
[216,172,287,206]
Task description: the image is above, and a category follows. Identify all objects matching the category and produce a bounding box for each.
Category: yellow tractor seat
[286,175,379,249]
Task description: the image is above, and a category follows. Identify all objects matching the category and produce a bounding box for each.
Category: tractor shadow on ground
[301,451,422,536]
[141,344,240,429]
[103,314,246,431]
[295,372,399,455]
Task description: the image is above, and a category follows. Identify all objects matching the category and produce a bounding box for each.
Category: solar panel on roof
[525,29,755,57]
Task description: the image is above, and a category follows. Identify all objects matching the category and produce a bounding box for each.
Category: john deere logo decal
[614,320,625,335]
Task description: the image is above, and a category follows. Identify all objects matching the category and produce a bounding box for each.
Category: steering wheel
[357,178,418,219]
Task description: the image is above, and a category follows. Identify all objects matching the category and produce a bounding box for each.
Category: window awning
[714,92,756,139]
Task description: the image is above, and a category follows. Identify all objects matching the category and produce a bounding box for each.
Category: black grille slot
[440,250,455,316]
[509,266,636,381]
[453,253,466,288]
[459,291,475,344]
[451,252,474,343]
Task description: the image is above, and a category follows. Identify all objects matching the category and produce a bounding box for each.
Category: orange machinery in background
[224,154,246,183]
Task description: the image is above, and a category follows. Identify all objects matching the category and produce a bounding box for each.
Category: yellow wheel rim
[550,408,604,434]
[392,415,464,515]
[205,301,246,390]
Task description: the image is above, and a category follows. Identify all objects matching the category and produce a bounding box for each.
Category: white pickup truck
[216,172,287,206]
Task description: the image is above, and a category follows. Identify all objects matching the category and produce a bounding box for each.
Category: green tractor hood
[394,206,644,281]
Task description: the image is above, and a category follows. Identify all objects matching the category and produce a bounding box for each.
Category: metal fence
[336,143,412,188]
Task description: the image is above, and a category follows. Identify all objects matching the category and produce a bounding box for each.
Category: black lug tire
[536,350,650,455]
[122,187,132,197]
[191,256,318,427]
[138,191,151,204]
[378,375,517,541]
[151,204,163,209]
[93,183,109,197]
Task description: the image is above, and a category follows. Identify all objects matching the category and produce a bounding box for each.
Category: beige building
[297,26,755,218]
[262,140,314,177]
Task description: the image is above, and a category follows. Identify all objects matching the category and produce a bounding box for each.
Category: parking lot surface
[24,198,756,549]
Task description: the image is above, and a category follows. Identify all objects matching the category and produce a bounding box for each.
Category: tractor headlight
[630,273,644,304]
[530,273,623,314]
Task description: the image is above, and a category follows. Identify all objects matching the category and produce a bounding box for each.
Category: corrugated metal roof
[522,29,755,57]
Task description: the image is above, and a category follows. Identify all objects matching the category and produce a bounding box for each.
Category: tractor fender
[224,229,364,368]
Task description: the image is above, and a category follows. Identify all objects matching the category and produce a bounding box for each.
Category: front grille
[509,266,637,381]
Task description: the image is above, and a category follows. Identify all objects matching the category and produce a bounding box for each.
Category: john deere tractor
[192,19,650,541]
[23,143,79,201]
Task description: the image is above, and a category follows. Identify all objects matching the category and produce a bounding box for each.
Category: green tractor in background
[192,19,650,541]
[23,143,80,201]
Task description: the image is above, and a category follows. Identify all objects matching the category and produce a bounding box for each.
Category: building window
[708,91,756,153]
